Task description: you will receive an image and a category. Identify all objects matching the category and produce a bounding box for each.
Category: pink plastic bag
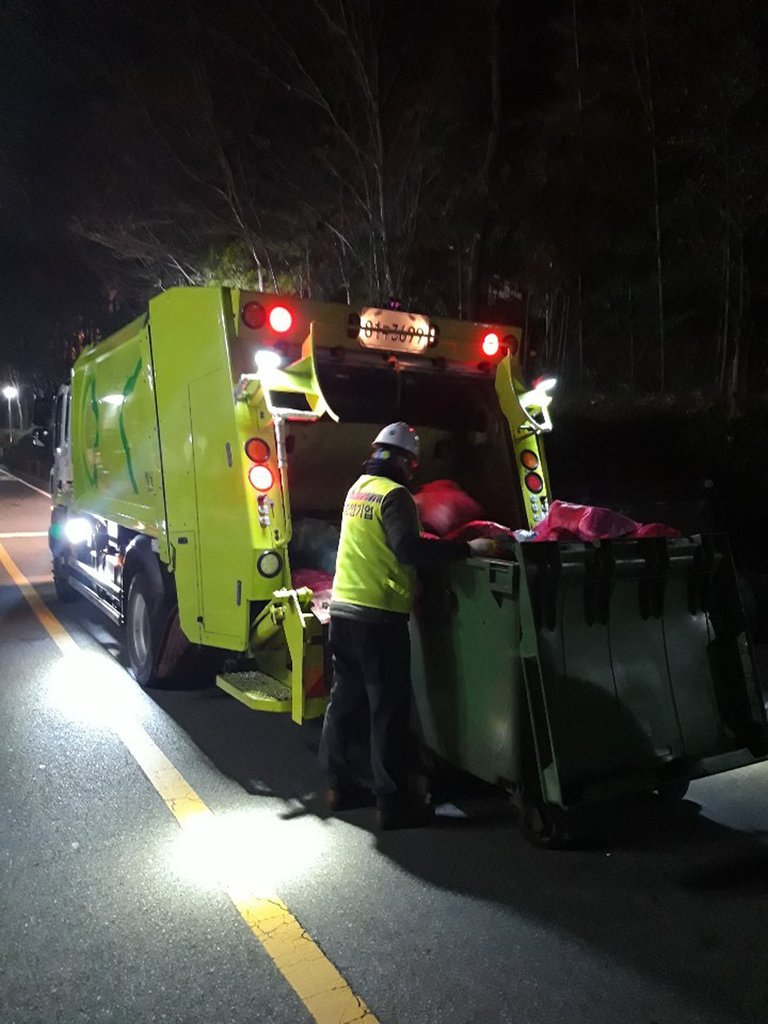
[532,500,680,542]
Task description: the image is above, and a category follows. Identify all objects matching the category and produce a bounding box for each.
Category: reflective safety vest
[332,474,416,614]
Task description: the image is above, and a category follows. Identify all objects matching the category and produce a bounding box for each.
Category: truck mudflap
[517,534,768,810]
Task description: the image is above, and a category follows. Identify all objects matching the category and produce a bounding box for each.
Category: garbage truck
[48,286,768,843]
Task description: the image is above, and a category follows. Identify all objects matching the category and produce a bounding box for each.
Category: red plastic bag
[414,480,484,537]
[632,522,681,539]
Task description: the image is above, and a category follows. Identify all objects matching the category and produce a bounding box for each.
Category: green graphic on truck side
[83,375,100,488]
[119,358,143,494]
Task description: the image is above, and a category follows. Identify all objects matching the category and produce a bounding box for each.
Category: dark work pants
[320,615,412,799]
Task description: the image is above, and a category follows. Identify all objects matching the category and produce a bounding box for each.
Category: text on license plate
[358,308,435,352]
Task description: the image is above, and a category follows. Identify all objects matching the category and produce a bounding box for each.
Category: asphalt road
[2,467,768,1024]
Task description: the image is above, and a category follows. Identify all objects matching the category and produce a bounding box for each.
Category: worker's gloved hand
[467,537,497,557]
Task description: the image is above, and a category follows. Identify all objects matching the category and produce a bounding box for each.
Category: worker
[320,422,495,829]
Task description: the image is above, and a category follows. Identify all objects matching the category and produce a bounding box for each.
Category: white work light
[254,349,282,373]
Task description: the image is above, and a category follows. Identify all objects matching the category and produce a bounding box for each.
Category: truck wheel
[125,570,170,686]
[52,555,77,603]
[520,798,574,849]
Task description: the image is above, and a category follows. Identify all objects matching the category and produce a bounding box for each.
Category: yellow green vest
[332,474,416,614]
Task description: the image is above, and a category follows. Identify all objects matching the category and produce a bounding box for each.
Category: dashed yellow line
[0,541,379,1024]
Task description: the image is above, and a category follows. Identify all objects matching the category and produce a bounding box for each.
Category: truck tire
[52,555,77,603]
[125,570,171,686]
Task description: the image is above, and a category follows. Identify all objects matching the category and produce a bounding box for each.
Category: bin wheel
[655,780,690,802]
[520,798,574,849]
[52,555,77,603]
[125,570,171,686]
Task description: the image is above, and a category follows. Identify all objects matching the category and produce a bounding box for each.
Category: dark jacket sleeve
[381,488,470,567]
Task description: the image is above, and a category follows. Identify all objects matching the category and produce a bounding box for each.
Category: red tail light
[249,465,275,491]
[524,472,544,494]
[482,331,500,357]
[242,302,266,329]
[269,305,293,333]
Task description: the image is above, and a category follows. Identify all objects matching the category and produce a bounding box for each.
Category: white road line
[0,468,51,498]
[0,532,48,538]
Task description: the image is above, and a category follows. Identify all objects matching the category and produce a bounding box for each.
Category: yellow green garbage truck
[49,286,767,841]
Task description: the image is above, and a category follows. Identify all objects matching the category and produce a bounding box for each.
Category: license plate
[358,307,435,352]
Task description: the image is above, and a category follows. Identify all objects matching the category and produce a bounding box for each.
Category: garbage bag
[414,480,484,537]
[292,568,334,625]
[532,500,680,542]
[445,520,517,542]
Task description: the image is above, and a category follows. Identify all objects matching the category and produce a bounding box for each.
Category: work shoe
[326,786,376,812]
[377,795,435,831]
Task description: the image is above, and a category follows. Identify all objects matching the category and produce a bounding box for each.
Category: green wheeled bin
[410,533,768,844]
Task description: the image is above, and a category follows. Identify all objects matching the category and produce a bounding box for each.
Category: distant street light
[2,385,18,444]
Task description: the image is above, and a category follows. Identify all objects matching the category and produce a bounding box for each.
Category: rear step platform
[217,670,292,712]
[216,671,326,718]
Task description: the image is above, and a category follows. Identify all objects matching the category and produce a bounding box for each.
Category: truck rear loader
[48,287,768,843]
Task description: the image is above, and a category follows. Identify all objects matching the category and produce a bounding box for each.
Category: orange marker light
[269,306,293,333]
[248,465,275,491]
[245,437,271,463]
[482,332,500,357]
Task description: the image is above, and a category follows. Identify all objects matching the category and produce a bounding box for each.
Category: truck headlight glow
[64,517,92,546]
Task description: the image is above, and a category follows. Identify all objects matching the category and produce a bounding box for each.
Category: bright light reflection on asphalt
[168,808,329,900]
[45,649,143,728]
[44,647,329,901]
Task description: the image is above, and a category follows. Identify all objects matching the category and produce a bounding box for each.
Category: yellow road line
[0,543,78,656]
[0,541,379,1024]
[0,531,49,538]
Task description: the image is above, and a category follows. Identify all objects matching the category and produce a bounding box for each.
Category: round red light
[482,332,500,357]
[269,306,293,333]
[245,437,271,463]
[521,450,539,470]
[241,302,266,330]
[503,333,519,356]
[248,465,275,491]
[525,472,544,494]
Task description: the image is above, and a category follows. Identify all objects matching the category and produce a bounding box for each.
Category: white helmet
[372,422,420,460]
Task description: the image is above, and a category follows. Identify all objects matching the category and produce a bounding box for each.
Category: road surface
[1,467,767,1024]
